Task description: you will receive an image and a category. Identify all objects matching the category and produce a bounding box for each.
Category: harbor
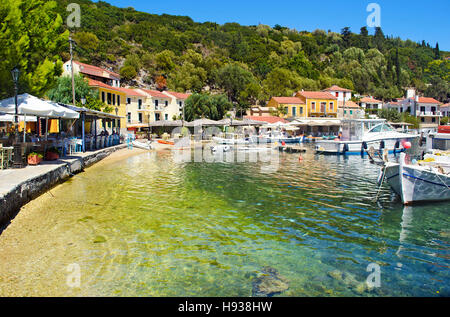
[0,146,448,296]
[0,0,449,300]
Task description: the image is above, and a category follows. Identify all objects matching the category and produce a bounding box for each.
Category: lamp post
[11,67,20,139]
[11,66,23,168]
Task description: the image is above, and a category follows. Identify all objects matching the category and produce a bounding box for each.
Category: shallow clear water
[0,148,449,297]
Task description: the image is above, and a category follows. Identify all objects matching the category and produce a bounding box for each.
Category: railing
[418,111,442,116]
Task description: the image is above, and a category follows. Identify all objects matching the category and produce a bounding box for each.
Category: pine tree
[0,0,69,99]
[435,42,440,59]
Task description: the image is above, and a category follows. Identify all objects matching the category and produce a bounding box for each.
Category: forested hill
[53,0,449,107]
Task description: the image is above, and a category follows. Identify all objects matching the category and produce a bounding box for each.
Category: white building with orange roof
[323,85,353,103]
[358,96,383,115]
[441,103,450,117]
[63,61,120,87]
[385,94,443,132]
[163,91,192,121]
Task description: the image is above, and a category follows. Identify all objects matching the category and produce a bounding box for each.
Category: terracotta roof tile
[271,97,305,104]
[338,100,360,109]
[323,85,352,92]
[418,97,441,104]
[116,87,147,97]
[75,61,120,80]
[244,116,288,124]
[140,89,172,99]
[296,91,338,100]
[164,91,191,99]
[88,79,123,93]
[360,96,382,103]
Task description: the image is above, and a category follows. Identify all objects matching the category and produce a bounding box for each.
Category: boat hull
[400,163,450,204]
[132,141,152,150]
[383,163,401,196]
[249,136,304,144]
[315,137,413,155]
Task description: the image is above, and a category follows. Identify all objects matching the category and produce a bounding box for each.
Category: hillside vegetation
[3,0,449,110]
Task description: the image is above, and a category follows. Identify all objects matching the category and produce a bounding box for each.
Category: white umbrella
[0,114,37,122]
[0,93,79,119]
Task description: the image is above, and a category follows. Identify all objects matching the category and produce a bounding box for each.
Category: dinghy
[132,140,153,150]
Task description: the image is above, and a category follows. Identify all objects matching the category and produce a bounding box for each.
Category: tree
[155,50,176,74]
[215,64,256,105]
[0,0,69,99]
[168,62,207,93]
[378,108,401,122]
[47,74,106,111]
[374,27,385,52]
[360,27,369,49]
[263,68,301,97]
[73,31,99,58]
[341,27,352,48]
[425,76,450,102]
[119,65,138,81]
[184,93,232,121]
[435,42,441,59]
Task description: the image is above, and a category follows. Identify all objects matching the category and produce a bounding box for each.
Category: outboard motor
[342,143,349,155]
[361,141,368,157]
[379,140,385,152]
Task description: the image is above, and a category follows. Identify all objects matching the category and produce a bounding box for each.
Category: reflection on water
[0,149,448,296]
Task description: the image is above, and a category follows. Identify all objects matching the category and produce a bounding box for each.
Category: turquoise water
[1,148,449,296]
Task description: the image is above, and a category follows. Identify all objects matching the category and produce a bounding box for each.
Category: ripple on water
[0,150,448,296]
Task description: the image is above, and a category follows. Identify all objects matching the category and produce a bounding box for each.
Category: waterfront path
[0,144,126,229]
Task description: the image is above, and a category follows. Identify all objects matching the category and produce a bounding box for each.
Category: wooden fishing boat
[380,152,450,204]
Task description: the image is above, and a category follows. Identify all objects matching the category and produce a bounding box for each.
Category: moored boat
[315,119,418,155]
[132,140,153,150]
[381,153,450,204]
[157,140,175,145]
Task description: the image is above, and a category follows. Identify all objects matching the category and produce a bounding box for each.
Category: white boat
[249,130,304,144]
[212,136,249,145]
[381,153,450,204]
[315,119,418,155]
[210,145,232,153]
[132,140,153,150]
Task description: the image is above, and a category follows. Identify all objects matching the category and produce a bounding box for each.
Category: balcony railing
[418,111,442,117]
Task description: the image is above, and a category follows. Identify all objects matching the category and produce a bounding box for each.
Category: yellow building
[267,97,306,118]
[294,91,338,118]
[88,79,127,130]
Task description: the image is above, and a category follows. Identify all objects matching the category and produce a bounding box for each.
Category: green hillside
[1,0,449,109]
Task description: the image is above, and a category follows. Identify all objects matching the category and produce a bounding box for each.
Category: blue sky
[95,0,450,50]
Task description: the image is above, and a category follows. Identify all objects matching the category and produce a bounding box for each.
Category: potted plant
[45,147,60,161]
[28,152,43,165]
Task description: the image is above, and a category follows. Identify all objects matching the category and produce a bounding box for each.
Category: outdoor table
[0,146,14,170]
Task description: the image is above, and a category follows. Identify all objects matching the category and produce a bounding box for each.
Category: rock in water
[252,267,289,297]
[93,235,106,244]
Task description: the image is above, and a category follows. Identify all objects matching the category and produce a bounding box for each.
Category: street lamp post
[11,66,23,168]
[11,67,20,139]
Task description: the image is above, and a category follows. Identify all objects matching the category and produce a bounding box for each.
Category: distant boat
[212,136,249,145]
[132,140,152,150]
[157,140,175,145]
[249,131,304,144]
[210,145,232,153]
[381,152,450,204]
[315,119,418,155]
